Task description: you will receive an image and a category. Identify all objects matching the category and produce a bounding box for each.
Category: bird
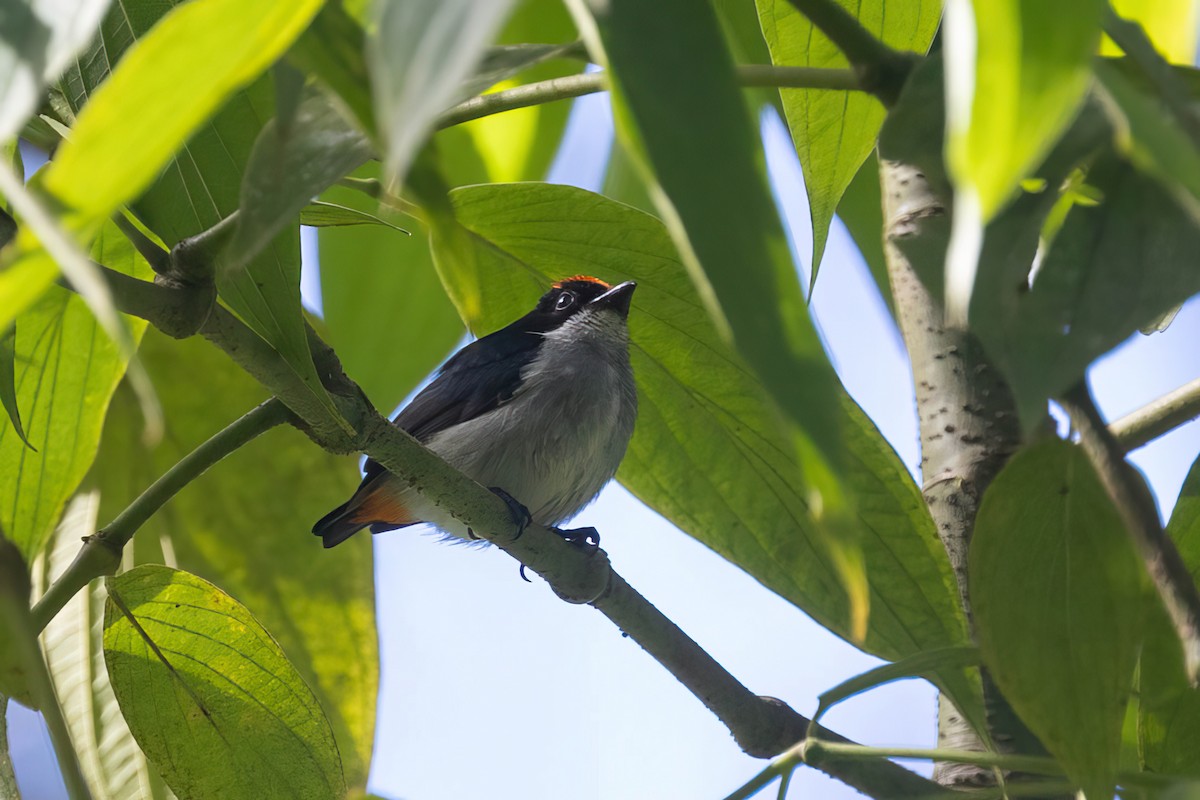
[313,276,638,549]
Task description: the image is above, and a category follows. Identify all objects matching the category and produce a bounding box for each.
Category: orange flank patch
[553,275,610,289]
[350,488,414,526]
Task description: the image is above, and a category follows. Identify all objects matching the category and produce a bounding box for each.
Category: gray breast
[426,307,637,527]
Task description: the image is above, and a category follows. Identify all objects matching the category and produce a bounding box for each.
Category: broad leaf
[33,492,174,800]
[89,328,377,791]
[755,0,939,282]
[0,0,112,140]
[368,0,518,185]
[226,90,373,271]
[61,2,347,438]
[942,0,1105,319]
[27,0,323,249]
[104,565,346,800]
[0,222,149,561]
[1093,33,1200,222]
[445,0,581,185]
[601,134,654,214]
[836,154,892,317]
[578,0,848,521]
[319,164,464,414]
[301,201,410,232]
[971,440,1143,800]
[0,531,33,705]
[1141,453,1200,775]
[433,184,972,702]
[1103,0,1200,64]
[994,155,1200,422]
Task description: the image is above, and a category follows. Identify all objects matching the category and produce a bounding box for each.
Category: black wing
[361,326,540,482]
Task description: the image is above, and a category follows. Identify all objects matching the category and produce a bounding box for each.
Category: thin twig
[782,0,917,105]
[1062,381,1200,682]
[1111,377,1200,452]
[30,399,292,633]
[435,65,861,129]
[111,212,170,275]
[73,267,943,798]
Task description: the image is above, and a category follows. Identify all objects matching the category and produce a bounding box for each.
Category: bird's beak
[590,280,636,318]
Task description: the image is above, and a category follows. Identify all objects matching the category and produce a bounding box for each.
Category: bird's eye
[555,291,575,311]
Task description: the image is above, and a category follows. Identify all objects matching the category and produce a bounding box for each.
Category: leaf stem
[30,398,292,633]
[1061,381,1200,682]
[110,212,170,276]
[781,0,917,105]
[435,65,861,129]
[1110,377,1200,452]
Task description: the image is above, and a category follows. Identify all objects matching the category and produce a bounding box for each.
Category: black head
[515,276,636,334]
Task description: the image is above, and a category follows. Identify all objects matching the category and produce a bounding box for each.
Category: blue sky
[13,81,1200,800]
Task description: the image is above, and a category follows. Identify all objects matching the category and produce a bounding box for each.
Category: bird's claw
[554,526,601,550]
[488,486,532,540]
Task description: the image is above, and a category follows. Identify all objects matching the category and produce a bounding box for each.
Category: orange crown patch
[552,275,611,289]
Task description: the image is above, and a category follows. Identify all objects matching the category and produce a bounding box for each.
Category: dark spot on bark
[945,425,956,433]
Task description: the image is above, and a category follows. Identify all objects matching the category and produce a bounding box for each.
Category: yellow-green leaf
[0,222,150,560]
[971,440,1143,800]
[104,565,346,800]
[755,0,940,282]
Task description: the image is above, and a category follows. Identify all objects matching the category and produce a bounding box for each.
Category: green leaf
[33,492,173,799]
[836,153,892,317]
[601,134,654,214]
[319,163,464,413]
[444,0,581,185]
[942,0,1106,320]
[1140,453,1200,776]
[227,90,373,269]
[813,645,981,724]
[301,201,411,233]
[1103,0,1200,64]
[61,3,348,439]
[944,0,1105,221]
[368,0,518,185]
[0,531,34,705]
[44,0,323,233]
[993,154,1200,423]
[213,89,370,436]
[289,3,376,136]
[0,324,32,451]
[0,221,150,561]
[0,0,112,139]
[104,565,346,800]
[580,0,848,517]
[88,327,377,792]
[435,183,972,695]
[971,440,1143,800]
[1094,51,1200,220]
[754,0,939,283]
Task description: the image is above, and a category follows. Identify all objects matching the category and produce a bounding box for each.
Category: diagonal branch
[69,265,945,798]
[1061,381,1200,682]
[29,399,292,633]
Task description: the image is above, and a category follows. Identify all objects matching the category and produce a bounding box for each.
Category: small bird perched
[313,276,638,549]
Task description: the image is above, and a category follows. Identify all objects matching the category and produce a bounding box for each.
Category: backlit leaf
[104,565,346,800]
[755,0,939,282]
[971,440,1143,800]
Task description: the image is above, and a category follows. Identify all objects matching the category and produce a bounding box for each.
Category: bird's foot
[553,526,601,551]
[489,486,532,540]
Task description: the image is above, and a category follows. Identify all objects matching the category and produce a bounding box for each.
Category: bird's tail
[313,478,417,548]
[311,501,367,549]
